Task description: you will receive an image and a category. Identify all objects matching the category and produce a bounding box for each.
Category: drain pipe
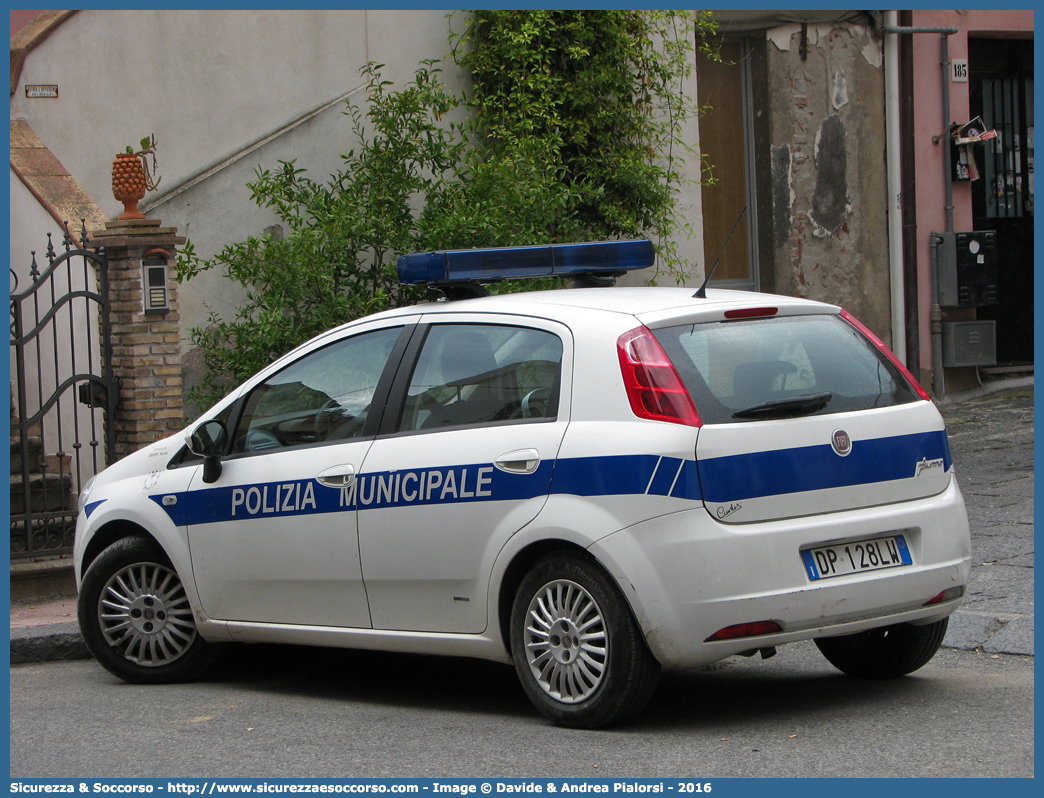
[930,233,946,397]
[883,11,906,364]
[882,23,958,399]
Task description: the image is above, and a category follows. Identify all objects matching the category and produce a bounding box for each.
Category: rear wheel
[510,552,660,729]
[78,535,217,684]
[814,618,949,679]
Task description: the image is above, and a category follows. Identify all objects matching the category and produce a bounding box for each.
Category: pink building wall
[909,10,1034,375]
[10,10,43,37]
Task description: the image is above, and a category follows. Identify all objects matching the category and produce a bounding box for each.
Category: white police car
[74,240,970,728]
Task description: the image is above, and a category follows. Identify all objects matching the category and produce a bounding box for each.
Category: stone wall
[757,23,891,343]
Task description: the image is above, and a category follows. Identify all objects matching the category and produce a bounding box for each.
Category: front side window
[397,324,563,432]
[231,326,403,453]
[654,315,919,424]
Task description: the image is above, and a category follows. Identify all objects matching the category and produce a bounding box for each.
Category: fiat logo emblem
[831,429,852,457]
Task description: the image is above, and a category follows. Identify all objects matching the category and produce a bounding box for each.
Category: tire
[815,618,949,679]
[78,535,217,684]
[510,552,660,729]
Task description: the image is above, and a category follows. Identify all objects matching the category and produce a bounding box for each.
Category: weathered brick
[122,400,165,411]
[130,377,166,388]
[120,334,163,346]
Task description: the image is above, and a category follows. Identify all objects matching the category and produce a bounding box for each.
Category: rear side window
[397,324,563,432]
[653,315,919,424]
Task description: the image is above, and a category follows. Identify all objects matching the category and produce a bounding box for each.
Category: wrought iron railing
[10,221,115,558]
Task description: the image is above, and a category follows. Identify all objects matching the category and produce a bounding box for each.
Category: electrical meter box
[942,320,997,367]
[936,230,999,308]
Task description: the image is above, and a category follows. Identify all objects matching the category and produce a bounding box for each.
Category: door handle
[495,449,540,474]
[317,464,356,487]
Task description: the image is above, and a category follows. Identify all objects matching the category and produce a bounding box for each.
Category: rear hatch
[652,312,952,524]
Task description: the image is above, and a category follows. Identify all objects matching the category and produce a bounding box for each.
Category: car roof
[363,286,839,326]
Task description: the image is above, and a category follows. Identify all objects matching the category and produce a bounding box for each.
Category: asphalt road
[9,639,1033,779]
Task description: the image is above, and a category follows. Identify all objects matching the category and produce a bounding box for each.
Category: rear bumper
[590,477,971,670]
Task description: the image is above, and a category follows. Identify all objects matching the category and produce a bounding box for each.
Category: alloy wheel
[522,578,608,703]
[98,561,197,667]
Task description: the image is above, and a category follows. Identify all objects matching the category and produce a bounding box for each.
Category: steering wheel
[313,398,348,438]
[416,392,450,429]
[511,388,552,420]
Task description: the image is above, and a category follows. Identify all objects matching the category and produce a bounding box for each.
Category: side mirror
[187,420,229,484]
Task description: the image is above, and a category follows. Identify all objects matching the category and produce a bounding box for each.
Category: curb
[934,375,1033,405]
[10,621,91,665]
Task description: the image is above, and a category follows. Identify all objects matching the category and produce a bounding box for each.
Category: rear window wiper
[732,392,833,419]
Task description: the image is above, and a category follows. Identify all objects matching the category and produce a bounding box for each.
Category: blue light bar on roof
[397,239,655,286]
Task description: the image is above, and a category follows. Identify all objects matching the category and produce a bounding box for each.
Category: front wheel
[510,552,660,729]
[814,618,949,679]
[78,535,217,684]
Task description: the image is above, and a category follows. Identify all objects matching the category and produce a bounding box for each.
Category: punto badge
[831,429,852,457]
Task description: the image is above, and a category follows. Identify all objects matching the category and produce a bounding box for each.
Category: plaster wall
[618,39,704,288]
[762,22,891,342]
[907,10,1034,375]
[10,10,468,379]
[9,168,64,289]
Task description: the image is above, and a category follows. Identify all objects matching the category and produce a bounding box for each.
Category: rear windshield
[653,314,919,424]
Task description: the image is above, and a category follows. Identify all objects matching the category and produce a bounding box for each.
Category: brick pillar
[88,218,186,459]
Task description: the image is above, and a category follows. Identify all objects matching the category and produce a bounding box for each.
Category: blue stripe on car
[698,430,952,503]
[147,430,948,526]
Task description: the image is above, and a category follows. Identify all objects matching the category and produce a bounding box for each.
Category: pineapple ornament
[112,135,160,220]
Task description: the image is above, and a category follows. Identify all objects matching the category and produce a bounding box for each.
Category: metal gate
[10,222,116,558]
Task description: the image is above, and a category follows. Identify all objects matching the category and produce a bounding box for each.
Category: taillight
[724,306,778,319]
[840,309,932,401]
[705,620,782,642]
[617,326,701,427]
[924,586,964,606]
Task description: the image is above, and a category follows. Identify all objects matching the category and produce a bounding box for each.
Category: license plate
[801,535,912,580]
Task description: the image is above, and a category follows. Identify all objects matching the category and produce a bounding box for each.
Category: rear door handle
[495,449,540,474]
[317,464,356,487]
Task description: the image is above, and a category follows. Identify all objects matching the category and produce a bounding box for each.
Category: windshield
[653,314,919,424]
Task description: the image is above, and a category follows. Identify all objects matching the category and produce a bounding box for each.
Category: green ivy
[454,10,718,280]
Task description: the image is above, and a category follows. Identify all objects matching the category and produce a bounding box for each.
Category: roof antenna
[694,205,747,299]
